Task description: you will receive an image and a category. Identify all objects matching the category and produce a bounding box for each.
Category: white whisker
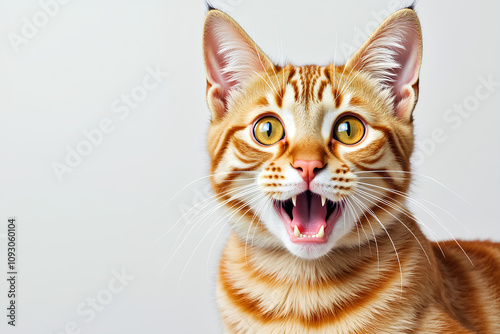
[349,195,380,275]
[351,193,404,295]
[355,189,432,266]
[161,185,261,272]
[356,170,470,205]
[160,171,259,208]
[156,181,258,242]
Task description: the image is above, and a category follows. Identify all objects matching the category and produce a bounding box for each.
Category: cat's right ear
[203,9,275,121]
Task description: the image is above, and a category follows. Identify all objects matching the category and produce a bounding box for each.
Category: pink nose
[293,160,324,183]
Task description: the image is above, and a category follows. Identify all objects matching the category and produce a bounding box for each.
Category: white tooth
[321,196,326,206]
[300,234,304,238]
[292,195,297,206]
[317,225,325,238]
[294,225,300,237]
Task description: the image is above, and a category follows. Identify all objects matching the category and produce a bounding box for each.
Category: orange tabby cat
[202,6,500,333]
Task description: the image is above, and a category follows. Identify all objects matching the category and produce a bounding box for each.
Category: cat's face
[203,8,422,259]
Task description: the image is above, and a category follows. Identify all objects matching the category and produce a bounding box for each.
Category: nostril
[292,160,325,183]
[291,163,306,178]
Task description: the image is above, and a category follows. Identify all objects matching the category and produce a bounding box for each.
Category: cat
[202,5,500,333]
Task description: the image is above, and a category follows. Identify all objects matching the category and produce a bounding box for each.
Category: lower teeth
[294,225,325,238]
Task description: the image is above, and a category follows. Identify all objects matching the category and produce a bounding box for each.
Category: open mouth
[274,190,343,243]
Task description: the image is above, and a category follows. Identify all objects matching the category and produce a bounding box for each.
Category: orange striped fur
[202,7,500,333]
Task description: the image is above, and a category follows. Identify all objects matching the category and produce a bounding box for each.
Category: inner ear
[391,27,422,119]
[203,9,276,121]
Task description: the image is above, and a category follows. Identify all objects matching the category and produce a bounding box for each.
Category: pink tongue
[292,193,327,234]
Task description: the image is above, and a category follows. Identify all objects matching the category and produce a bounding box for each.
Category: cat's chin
[284,242,336,259]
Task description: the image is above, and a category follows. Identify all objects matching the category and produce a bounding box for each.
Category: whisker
[155,181,258,242]
[244,194,272,263]
[355,170,470,205]
[250,200,272,249]
[356,183,443,240]
[349,195,380,275]
[278,25,286,93]
[207,191,269,265]
[337,49,367,98]
[355,181,473,261]
[344,198,363,254]
[336,25,357,101]
[161,186,261,271]
[177,191,267,285]
[160,171,260,208]
[345,197,373,254]
[357,179,471,235]
[252,41,281,98]
[354,189,431,266]
[351,193,404,295]
[177,184,260,239]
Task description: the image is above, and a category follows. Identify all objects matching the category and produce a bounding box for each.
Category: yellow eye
[253,116,285,145]
[333,115,365,145]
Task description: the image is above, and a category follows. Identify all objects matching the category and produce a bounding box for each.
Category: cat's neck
[217,215,444,331]
[224,216,436,282]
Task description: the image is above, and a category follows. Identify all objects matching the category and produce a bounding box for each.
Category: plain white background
[0,0,499,333]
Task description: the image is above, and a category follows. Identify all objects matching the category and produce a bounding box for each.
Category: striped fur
[202,7,500,333]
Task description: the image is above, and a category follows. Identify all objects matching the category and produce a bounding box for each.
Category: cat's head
[202,8,422,259]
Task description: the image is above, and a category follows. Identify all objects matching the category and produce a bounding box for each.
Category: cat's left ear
[344,8,422,120]
[203,9,276,121]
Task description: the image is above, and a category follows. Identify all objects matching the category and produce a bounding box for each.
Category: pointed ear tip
[397,8,423,59]
[390,8,423,45]
[203,9,226,36]
[396,7,421,25]
[203,8,241,39]
[204,6,233,22]
[204,9,220,24]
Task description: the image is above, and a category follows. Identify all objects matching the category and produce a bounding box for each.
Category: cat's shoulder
[431,238,500,274]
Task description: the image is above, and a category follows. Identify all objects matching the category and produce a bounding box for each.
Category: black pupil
[263,122,272,137]
[343,121,351,136]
